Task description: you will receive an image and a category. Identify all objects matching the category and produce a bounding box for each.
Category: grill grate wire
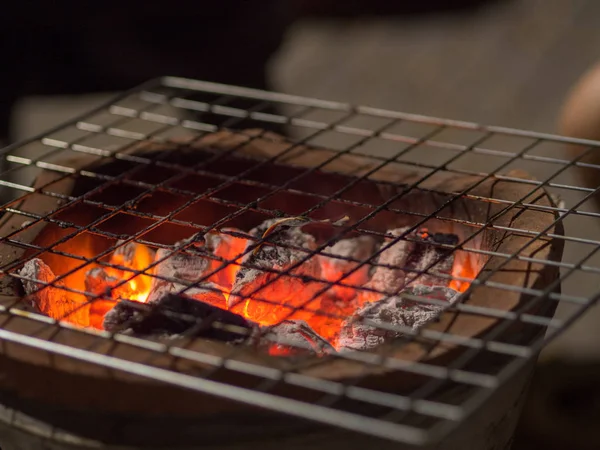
[0,77,597,446]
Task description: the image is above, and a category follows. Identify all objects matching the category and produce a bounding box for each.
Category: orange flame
[448,250,477,293]
[106,242,154,303]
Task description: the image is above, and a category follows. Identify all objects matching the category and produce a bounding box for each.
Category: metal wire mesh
[0,77,597,447]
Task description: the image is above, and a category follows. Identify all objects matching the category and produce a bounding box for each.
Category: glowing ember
[448,250,477,293]
[19,223,480,354]
[105,240,155,303]
[227,218,324,326]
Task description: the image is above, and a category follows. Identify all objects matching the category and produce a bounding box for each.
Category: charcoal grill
[0,77,595,450]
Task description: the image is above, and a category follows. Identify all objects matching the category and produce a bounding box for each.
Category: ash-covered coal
[111,240,155,269]
[203,227,249,287]
[260,320,335,356]
[85,267,120,296]
[404,230,458,287]
[104,292,254,341]
[144,245,228,310]
[319,235,377,302]
[362,227,415,302]
[228,218,324,325]
[84,267,120,328]
[18,258,90,326]
[359,228,459,303]
[338,285,459,351]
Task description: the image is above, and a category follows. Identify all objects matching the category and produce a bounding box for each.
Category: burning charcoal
[108,240,156,302]
[84,267,120,329]
[18,258,89,327]
[404,230,458,287]
[319,235,377,302]
[85,267,119,296]
[103,293,253,341]
[111,240,155,269]
[145,247,227,309]
[228,218,324,325]
[338,284,459,351]
[203,227,250,288]
[261,320,335,356]
[152,247,212,284]
[360,227,415,303]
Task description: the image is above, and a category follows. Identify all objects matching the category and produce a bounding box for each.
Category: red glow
[45,233,476,350]
[448,250,477,293]
[106,243,154,303]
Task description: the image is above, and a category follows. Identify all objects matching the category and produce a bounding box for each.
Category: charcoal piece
[146,278,227,310]
[203,227,250,288]
[145,247,227,308]
[337,284,459,351]
[261,320,335,356]
[103,293,253,341]
[111,240,155,268]
[404,230,457,287]
[84,267,120,296]
[84,267,120,329]
[18,258,89,327]
[228,218,323,325]
[360,227,414,302]
[152,247,213,284]
[319,235,377,302]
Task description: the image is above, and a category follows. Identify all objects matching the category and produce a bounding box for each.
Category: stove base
[0,359,535,450]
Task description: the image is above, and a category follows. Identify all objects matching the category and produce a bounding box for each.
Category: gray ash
[338,285,459,352]
[363,227,415,298]
[145,246,227,308]
[84,267,120,297]
[319,235,377,302]
[18,258,89,327]
[362,228,459,302]
[404,229,457,287]
[152,247,212,284]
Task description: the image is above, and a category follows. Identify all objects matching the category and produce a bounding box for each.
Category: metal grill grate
[0,77,597,447]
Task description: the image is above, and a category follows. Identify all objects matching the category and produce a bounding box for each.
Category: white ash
[144,247,224,305]
[404,233,457,287]
[365,227,415,297]
[112,240,155,267]
[319,235,377,301]
[338,285,460,352]
[84,267,119,296]
[153,247,212,283]
[18,258,89,327]
[227,218,322,321]
[203,227,246,253]
[261,320,335,356]
[402,284,460,304]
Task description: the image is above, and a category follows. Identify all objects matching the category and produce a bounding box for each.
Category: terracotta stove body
[0,79,569,450]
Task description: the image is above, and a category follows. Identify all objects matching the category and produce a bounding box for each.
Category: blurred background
[3,0,600,448]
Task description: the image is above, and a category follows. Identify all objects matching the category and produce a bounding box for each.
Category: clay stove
[0,79,568,450]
